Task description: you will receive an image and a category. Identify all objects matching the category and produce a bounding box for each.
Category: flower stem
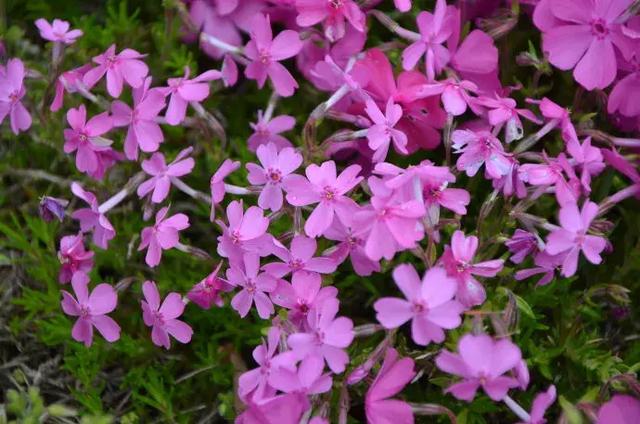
[98,172,145,214]
[503,394,531,422]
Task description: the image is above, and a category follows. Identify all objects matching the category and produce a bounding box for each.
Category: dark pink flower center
[152,310,166,325]
[79,305,90,318]
[289,258,304,270]
[78,133,89,143]
[314,329,326,344]
[258,48,271,65]
[298,302,310,314]
[245,279,257,294]
[456,260,470,273]
[322,186,337,201]
[591,19,609,39]
[231,230,242,244]
[346,235,360,247]
[9,91,19,103]
[266,167,282,184]
[106,54,118,67]
[329,0,344,9]
[412,300,428,314]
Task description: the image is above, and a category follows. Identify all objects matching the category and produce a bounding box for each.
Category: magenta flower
[248,112,295,152]
[323,217,381,276]
[365,348,416,424]
[40,196,68,222]
[210,159,240,221]
[244,14,302,97]
[63,105,113,175]
[506,229,540,264]
[0,58,32,134]
[164,67,221,125]
[246,143,302,211]
[58,233,94,284]
[216,200,271,263]
[394,0,412,12]
[83,44,149,97]
[608,55,640,117]
[452,129,512,179]
[402,0,454,80]
[475,94,542,143]
[520,385,556,424]
[441,230,504,307]
[35,18,83,44]
[529,97,578,144]
[536,0,634,90]
[226,253,277,319]
[141,280,193,349]
[284,161,363,238]
[61,272,120,347]
[596,394,640,424]
[111,77,166,160]
[288,298,354,373]
[375,265,464,346]
[271,271,338,329]
[187,263,233,310]
[365,98,408,162]
[492,158,528,199]
[545,199,607,277]
[50,64,91,112]
[137,147,195,203]
[566,137,605,193]
[138,207,190,267]
[236,393,309,424]
[295,0,365,42]
[263,235,336,278]
[71,183,116,249]
[515,251,566,287]
[408,79,479,116]
[519,152,581,206]
[435,334,522,401]
[270,354,333,396]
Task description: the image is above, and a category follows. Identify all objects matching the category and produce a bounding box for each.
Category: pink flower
[270,354,333,396]
[375,264,464,345]
[596,394,640,424]
[141,280,193,349]
[0,58,32,134]
[323,217,381,276]
[506,229,540,264]
[520,385,556,424]
[515,251,566,287]
[435,333,522,401]
[566,137,605,193]
[83,44,149,97]
[536,0,634,90]
[247,143,302,211]
[519,152,580,206]
[441,230,504,307]
[402,0,454,80]
[244,14,302,97]
[216,200,271,263]
[186,263,233,309]
[164,67,221,125]
[365,348,416,424]
[226,253,277,319]
[61,272,120,347]
[608,55,640,117]
[408,79,479,116]
[394,0,412,12]
[365,98,408,162]
[71,182,116,249]
[58,233,94,284]
[138,207,190,267]
[271,271,338,329]
[528,97,578,144]
[492,158,528,199]
[236,393,309,424]
[452,128,511,179]
[35,18,82,44]
[111,77,166,160]
[295,0,365,42]
[63,105,114,175]
[288,298,354,373]
[263,235,336,278]
[210,159,241,221]
[137,147,195,203]
[475,94,542,143]
[284,161,363,237]
[248,112,295,152]
[545,199,607,277]
[50,64,91,112]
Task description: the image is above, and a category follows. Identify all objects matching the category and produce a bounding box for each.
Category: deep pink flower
[0,58,32,134]
[138,207,190,267]
[364,98,408,162]
[506,229,540,264]
[216,200,271,263]
[58,233,94,284]
[111,77,166,160]
[288,298,354,373]
[164,67,221,125]
[528,97,578,144]
[375,264,464,345]
[226,253,277,319]
[365,348,416,424]
[608,54,640,117]
[441,230,504,307]
[435,334,522,401]
[245,14,302,97]
[247,143,302,211]
[263,235,336,278]
[35,18,82,44]
[545,199,607,277]
[70,182,116,249]
[492,158,528,199]
[474,94,542,143]
[596,394,640,424]
[452,129,511,179]
[285,161,363,238]
[236,393,309,424]
[83,44,149,97]
[407,79,479,116]
[520,385,556,424]
[248,112,295,151]
[141,280,193,349]
[323,217,381,276]
[187,263,233,309]
[210,159,241,221]
[566,137,605,193]
[448,30,500,92]
[515,250,566,287]
[137,147,195,203]
[63,105,114,175]
[61,272,120,347]
[270,354,333,396]
[295,0,365,42]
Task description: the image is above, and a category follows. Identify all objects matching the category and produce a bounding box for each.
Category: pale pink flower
[226,253,277,319]
[245,14,302,97]
[63,105,114,176]
[138,207,190,267]
[58,233,94,284]
[248,112,295,151]
[187,263,233,309]
[246,143,302,211]
[83,44,149,97]
[365,348,416,424]
[210,159,241,221]
[520,385,556,424]
[263,235,336,278]
[545,199,607,277]
[435,334,522,401]
[596,394,640,424]
[0,58,32,134]
[61,272,120,347]
[295,0,365,42]
[375,264,464,345]
[323,217,381,277]
[70,182,116,249]
[35,18,83,44]
[164,67,221,125]
[284,161,363,237]
[270,354,333,396]
[288,298,354,373]
[365,98,408,162]
[216,200,271,263]
[141,280,193,349]
[452,129,511,179]
[137,147,195,203]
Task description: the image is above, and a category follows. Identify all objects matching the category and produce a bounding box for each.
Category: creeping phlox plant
[4,0,640,422]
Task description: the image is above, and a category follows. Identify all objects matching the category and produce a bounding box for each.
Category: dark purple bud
[39,196,69,222]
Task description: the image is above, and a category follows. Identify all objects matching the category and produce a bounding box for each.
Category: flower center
[591,19,609,39]
[231,230,242,244]
[106,54,118,66]
[79,305,90,318]
[412,300,428,314]
[9,92,19,103]
[266,167,282,184]
[298,302,310,314]
[78,133,89,143]
[258,49,271,65]
[314,329,325,344]
[152,310,165,325]
[289,258,304,271]
[456,261,470,273]
[245,279,257,294]
[329,0,344,8]
[322,186,337,201]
